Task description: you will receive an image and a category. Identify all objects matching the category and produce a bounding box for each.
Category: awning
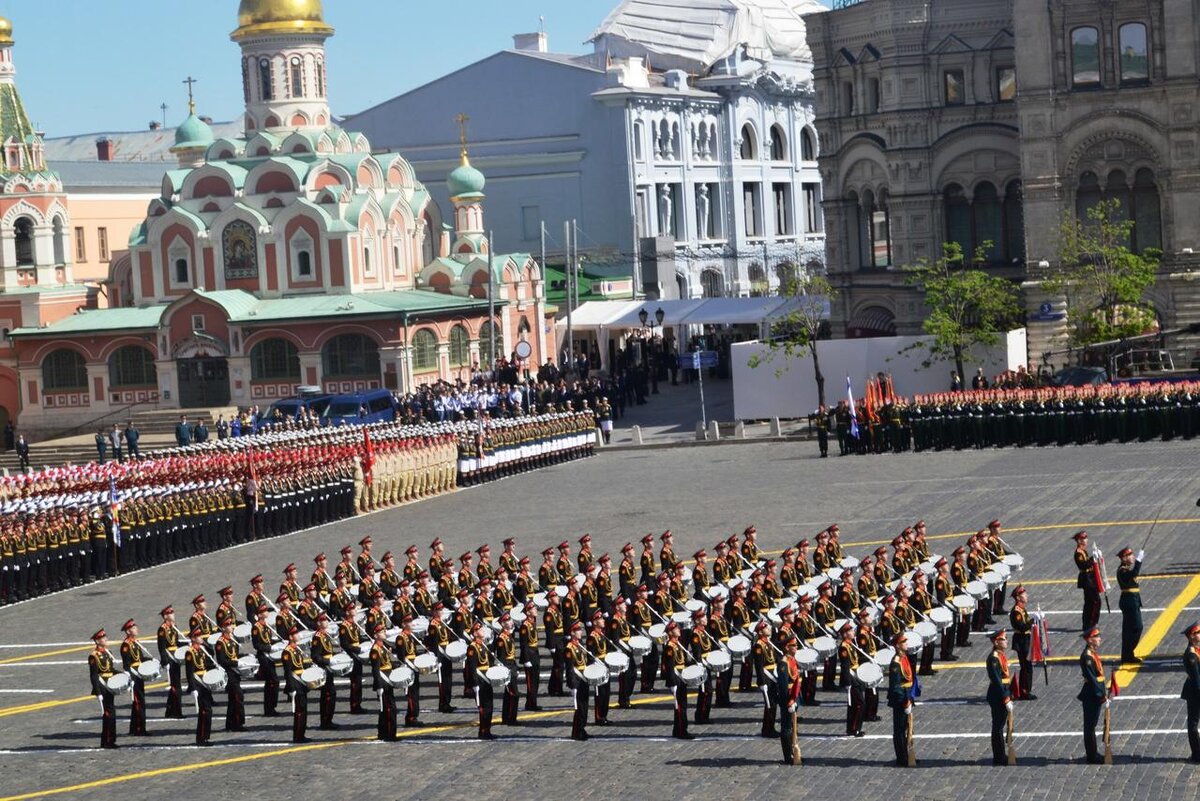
[606,298,706,328]
[560,300,644,330]
[563,297,831,331]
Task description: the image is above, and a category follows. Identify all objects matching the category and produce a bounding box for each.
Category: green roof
[544,264,634,305]
[193,289,260,319]
[9,305,165,337]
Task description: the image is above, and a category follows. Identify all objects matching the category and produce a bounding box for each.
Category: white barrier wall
[731,329,1027,420]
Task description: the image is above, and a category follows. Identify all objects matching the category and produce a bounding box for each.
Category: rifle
[790,705,802,765]
[1103,702,1113,765]
[1036,608,1050,686]
[906,706,916,767]
[1006,706,1016,765]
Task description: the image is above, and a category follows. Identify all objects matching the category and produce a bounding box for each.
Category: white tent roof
[565,297,829,330]
[589,0,813,71]
[562,300,644,329]
[676,296,789,326]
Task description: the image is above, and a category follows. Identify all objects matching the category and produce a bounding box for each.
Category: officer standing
[1077,626,1109,764]
[1116,546,1145,664]
[1182,622,1200,763]
[1073,531,1101,631]
[985,630,1013,765]
[888,632,915,766]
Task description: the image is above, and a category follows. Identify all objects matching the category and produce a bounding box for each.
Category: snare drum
[914,620,938,645]
[738,568,755,582]
[704,650,732,672]
[484,665,511,691]
[296,630,315,647]
[533,592,549,610]
[902,629,924,653]
[410,616,430,637]
[965,580,988,600]
[796,647,819,671]
[582,663,610,687]
[627,635,652,659]
[106,673,131,693]
[685,599,707,614]
[233,623,252,642]
[355,642,373,663]
[553,585,568,599]
[205,632,222,647]
[299,666,326,690]
[136,659,162,682]
[981,571,1003,592]
[327,653,354,677]
[201,667,229,693]
[479,625,494,645]
[171,645,190,664]
[678,663,707,688]
[812,636,836,659]
[727,634,751,662]
[387,666,414,691]
[444,641,468,665]
[509,608,526,626]
[704,585,729,602]
[235,655,260,678]
[873,646,895,668]
[671,611,693,630]
[989,562,1011,581]
[794,584,817,601]
[647,624,667,643]
[840,556,860,572]
[952,594,977,614]
[412,652,439,675]
[605,652,630,675]
[1002,554,1025,573]
[269,642,287,663]
[572,574,586,591]
[825,567,844,583]
[856,662,885,688]
[929,607,954,631]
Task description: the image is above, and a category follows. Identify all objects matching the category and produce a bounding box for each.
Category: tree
[747,273,835,407]
[1047,198,1160,345]
[900,241,1022,380]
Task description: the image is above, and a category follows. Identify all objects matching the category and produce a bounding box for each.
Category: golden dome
[231,0,333,41]
[0,16,13,46]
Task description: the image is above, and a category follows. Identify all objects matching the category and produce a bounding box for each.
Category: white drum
[833,619,852,637]
[605,652,630,675]
[509,608,526,626]
[410,616,430,637]
[323,620,340,638]
[678,663,707,688]
[989,562,1011,580]
[914,620,938,645]
[704,650,731,672]
[387,666,414,692]
[873,646,895,668]
[929,607,954,631]
[572,573,586,591]
[796,647,820,671]
[952,594,977,614]
[136,659,162,682]
[296,630,315,647]
[981,571,1004,591]
[444,641,468,665]
[554,585,568,598]
[812,636,836,659]
[205,632,222,647]
[887,578,912,594]
[1003,554,1025,573]
[484,665,511,691]
[235,655,260,678]
[727,635,751,662]
[355,642,373,663]
[233,623,252,642]
[299,666,327,690]
[856,662,885,688]
[384,627,401,644]
[627,635,653,658]
[794,584,817,601]
[582,662,610,687]
[902,629,924,654]
[704,585,729,602]
[105,673,131,693]
[327,653,354,677]
[412,652,439,675]
[840,556,860,571]
[533,592,549,610]
[919,560,936,576]
[767,608,783,628]
[647,624,667,643]
[671,611,693,630]
[826,567,844,583]
[861,604,881,624]
[269,642,287,663]
[479,626,494,645]
[685,599,707,613]
[738,568,755,582]
[965,580,989,600]
[170,645,190,664]
[200,667,229,692]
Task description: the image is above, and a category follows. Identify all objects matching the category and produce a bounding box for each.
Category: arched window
[52,217,66,265]
[739,124,757,160]
[800,127,815,161]
[259,58,273,101]
[633,120,645,162]
[1119,23,1149,83]
[315,60,326,98]
[289,57,304,98]
[944,184,971,258]
[867,190,891,268]
[108,345,156,388]
[362,244,373,276]
[14,217,33,266]
[769,125,787,160]
[250,338,300,381]
[42,348,87,391]
[1071,27,1101,87]
[973,182,1002,262]
[1003,181,1025,263]
[297,249,312,277]
[321,333,379,378]
[478,321,503,366]
[1076,171,1103,221]
[775,262,798,291]
[1131,168,1161,253]
[747,263,767,297]
[700,269,723,298]
[448,325,470,366]
[411,329,438,372]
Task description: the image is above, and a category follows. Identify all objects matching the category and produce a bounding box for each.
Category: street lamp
[638,307,649,327]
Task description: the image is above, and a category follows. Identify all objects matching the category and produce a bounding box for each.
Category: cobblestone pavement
[1,439,1198,800]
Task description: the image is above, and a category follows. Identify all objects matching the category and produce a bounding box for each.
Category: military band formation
[1,411,596,605]
[85,519,1200,766]
[824,381,1200,456]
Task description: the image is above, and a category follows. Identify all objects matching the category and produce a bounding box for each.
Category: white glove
[904,704,912,716]
[1136,550,1144,562]
[1005,701,1013,713]
[1104,699,1111,710]
[787,703,796,713]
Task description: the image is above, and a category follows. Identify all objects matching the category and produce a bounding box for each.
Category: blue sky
[13,1,617,136]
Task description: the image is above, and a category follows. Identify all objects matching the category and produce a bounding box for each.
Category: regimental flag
[363,428,375,486]
[109,476,122,548]
[1110,674,1120,697]
[1093,556,1108,595]
[910,671,922,700]
[846,377,859,439]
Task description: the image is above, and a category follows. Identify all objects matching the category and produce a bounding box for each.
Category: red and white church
[6,0,552,437]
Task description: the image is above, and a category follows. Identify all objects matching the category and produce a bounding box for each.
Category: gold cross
[183,76,198,114]
[455,113,470,154]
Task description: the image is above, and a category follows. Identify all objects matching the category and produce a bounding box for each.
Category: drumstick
[1139,505,1166,552]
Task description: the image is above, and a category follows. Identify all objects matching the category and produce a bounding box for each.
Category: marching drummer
[584,610,612,726]
[424,601,456,714]
[184,628,214,746]
[565,621,590,741]
[519,598,542,711]
[119,619,148,736]
[310,612,339,730]
[87,628,120,749]
[157,606,185,719]
[369,624,398,742]
[466,621,496,740]
[753,620,779,737]
[986,521,1008,613]
[393,615,423,726]
[708,595,733,708]
[494,612,520,726]
[689,608,716,725]
[214,618,247,732]
[281,625,311,743]
[933,558,958,661]
[663,621,693,740]
[252,603,281,717]
[856,609,882,723]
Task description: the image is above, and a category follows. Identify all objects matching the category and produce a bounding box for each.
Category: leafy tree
[1046,198,1160,345]
[748,273,834,406]
[900,241,1022,380]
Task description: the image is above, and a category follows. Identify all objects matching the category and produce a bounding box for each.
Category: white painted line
[836,727,1188,742]
[0,660,88,666]
[0,643,92,649]
[0,689,54,694]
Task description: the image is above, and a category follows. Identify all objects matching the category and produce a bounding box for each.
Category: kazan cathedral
[2,1,552,437]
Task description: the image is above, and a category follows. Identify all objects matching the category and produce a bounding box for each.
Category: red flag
[246,447,258,484]
[1030,620,1044,664]
[1109,675,1120,697]
[1010,675,1022,700]
[363,428,375,486]
[1093,561,1107,594]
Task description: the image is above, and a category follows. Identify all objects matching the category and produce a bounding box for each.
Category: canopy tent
[563,297,829,330]
[561,299,644,330]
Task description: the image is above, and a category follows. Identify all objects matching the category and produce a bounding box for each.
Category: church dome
[232,0,333,41]
[447,155,486,200]
[173,113,214,151]
[0,16,14,46]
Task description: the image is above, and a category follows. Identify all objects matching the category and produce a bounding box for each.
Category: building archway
[847,305,896,338]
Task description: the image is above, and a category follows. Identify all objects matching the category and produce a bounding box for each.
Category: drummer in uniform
[466,622,496,740]
[617,543,638,604]
[933,558,959,661]
[369,624,398,741]
[1009,586,1037,700]
[245,574,268,623]
[565,621,590,741]
[950,547,973,646]
[494,612,520,726]
[663,621,693,740]
[310,613,339,730]
[752,620,779,737]
[88,629,120,748]
[707,595,733,708]
[985,629,1013,765]
[838,621,866,737]
[638,535,656,591]
[281,625,312,743]
[393,615,423,727]
[189,594,216,638]
[689,608,716,724]
[251,603,281,716]
[856,609,882,723]
[606,598,635,709]
[519,599,542,711]
[214,618,247,732]
[544,590,567,696]
[814,580,839,691]
[215,585,238,629]
[156,607,185,719]
[425,602,456,713]
[586,610,612,726]
[184,628,214,746]
[498,537,519,577]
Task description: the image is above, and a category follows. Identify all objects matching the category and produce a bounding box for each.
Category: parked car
[321,388,397,426]
[1049,366,1109,387]
[256,392,333,431]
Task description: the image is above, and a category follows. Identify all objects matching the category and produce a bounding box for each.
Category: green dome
[173,113,214,151]
[447,154,485,199]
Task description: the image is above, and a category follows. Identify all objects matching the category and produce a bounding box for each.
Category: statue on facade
[659,184,674,238]
[696,184,711,239]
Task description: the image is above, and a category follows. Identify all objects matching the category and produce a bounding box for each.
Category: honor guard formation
[823,381,1199,456]
[83,518,1200,766]
[1,411,596,605]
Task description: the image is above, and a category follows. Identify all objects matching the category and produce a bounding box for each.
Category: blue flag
[910,671,922,700]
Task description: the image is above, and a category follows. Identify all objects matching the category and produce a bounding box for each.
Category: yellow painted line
[933,653,1122,671]
[0,682,168,719]
[0,646,90,667]
[0,693,675,801]
[1114,572,1200,690]
[1019,573,1190,587]
[839,518,1200,550]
